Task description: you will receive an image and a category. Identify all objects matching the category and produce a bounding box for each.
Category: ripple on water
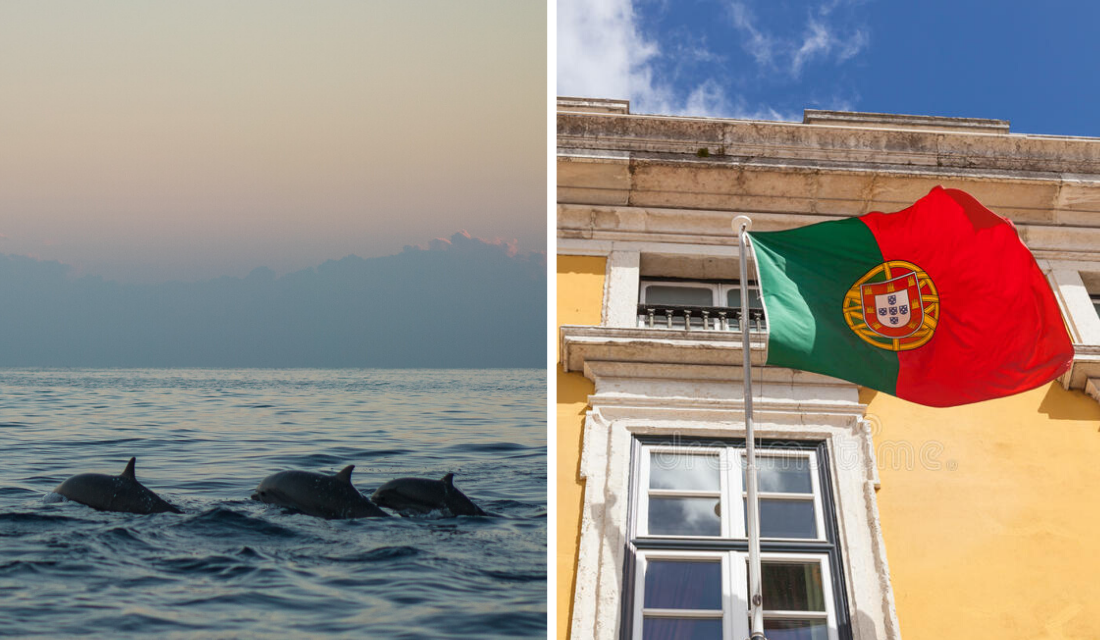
[178,507,303,539]
[0,368,546,638]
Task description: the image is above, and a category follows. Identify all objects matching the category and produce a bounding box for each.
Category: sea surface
[0,369,546,639]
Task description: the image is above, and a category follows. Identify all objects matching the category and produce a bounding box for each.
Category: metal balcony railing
[637,304,766,332]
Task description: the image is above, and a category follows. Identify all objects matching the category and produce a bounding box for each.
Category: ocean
[0,368,546,639]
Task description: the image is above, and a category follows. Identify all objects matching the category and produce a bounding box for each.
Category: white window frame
[637,445,732,539]
[736,450,827,544]
[639,280,722,307]
[638,280,764,306]
[632,550,734,640]
[637,444,826,543]
[631,549,840,640]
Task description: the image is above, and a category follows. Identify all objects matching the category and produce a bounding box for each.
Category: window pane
[726,287,763,308]
[644,560,722,610]
[744,498,816,539]
[743,457,812,493]
[763,619,828,640]
[646,285,714,306]
[762,562,826,611]
[643,618,724,640]
[650,497,721,536]
[650,453,721,491]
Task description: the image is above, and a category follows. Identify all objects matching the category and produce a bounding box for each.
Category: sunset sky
[0,2,546,283]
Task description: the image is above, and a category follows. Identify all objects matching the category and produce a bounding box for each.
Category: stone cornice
[560,324,767,373]
[558,109,1100,230]
[558,111,1100,174]
[558,153,1100,228]
[557,203,1100,261]
[562,326,1098,394]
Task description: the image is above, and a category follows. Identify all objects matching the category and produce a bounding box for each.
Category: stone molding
[568,359,901,640]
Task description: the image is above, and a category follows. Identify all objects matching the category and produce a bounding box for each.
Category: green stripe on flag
[750,218,899,396]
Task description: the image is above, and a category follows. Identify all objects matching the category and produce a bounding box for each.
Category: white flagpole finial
[732,215,753,233]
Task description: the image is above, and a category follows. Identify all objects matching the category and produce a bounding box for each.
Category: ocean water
[0,369,546,639]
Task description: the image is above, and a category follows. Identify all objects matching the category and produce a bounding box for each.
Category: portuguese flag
[749,186,1074,407]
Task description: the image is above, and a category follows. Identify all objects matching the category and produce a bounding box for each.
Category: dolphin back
[252,469,388,519]
[53,458,181,514]
[371,473,486,517]
[440,474,488,516]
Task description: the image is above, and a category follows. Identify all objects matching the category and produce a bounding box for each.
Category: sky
[0,233,546,368]
[558,0,1100,137]
[0,1,545,284]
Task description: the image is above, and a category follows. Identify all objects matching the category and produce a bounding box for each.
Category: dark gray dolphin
[370,473,487,517]
[52,457,182,514]
[250,465,388,519]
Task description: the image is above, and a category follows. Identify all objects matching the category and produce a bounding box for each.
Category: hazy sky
[0,2,546,283]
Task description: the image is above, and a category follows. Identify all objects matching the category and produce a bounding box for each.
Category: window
[625,438,850,640]
[1092,293,1100,320]
[638,279,765,331]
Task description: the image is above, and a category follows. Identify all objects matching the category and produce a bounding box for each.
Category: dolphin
[52,457,182,514]
[250,465,389,519]
[371,473,487,517]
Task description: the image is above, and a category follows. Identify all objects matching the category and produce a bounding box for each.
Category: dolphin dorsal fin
[441,472,455,486]
[335,465,354,484]
[121,457,136,480]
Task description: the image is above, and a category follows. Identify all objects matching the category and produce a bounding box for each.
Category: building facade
[557,98,1100,639]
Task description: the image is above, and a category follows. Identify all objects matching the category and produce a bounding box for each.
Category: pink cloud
[409,230,532,258]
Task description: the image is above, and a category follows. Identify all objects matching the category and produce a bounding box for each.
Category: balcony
[636,303,766,332]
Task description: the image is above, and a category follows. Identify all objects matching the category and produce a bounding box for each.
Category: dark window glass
[646,286,713,306]
[744,499,816,539]
[644,560,722,610]
[762,562,826,611]
[642,618,724,640]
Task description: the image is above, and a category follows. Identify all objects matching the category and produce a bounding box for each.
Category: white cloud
[683,79,732,118]
[837,28,869,63]
[557,0,868,120]
[557,0,653,100]
[729,2,775,67]
[557,0,734,117]
[728,0,869,79]
[791,19,832,77]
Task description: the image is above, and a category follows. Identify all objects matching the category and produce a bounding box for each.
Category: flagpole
[733,215,766,640]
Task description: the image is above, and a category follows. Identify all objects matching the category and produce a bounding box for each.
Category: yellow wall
[552,253,1100,639]
[557,255,605,640]
[865,383,1100,639]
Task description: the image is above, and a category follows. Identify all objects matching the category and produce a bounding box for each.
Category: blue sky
[558,0,1100,137]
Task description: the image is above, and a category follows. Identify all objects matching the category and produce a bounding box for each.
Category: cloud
[406,230,535,259]
[0,236,546,368]
[557,0,869,120]
[729,2,775,67]
[730,1,870,79]
[557,0,653,101]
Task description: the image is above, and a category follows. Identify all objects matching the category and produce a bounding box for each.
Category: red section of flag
[859,187,1073,406]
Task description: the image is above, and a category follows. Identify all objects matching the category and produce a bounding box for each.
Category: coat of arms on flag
[842,260,939,351]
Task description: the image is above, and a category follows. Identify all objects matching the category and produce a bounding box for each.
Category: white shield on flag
[874,289,911,328]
